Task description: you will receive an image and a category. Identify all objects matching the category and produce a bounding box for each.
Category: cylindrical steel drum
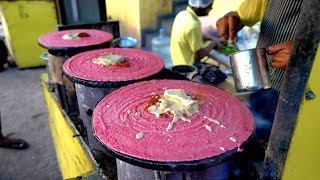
[40,52,54,92]
[93,79,255,180]
[116,159,232,180]
[38,29,113,114]
[63,48,164,157]
[46,50,79,113]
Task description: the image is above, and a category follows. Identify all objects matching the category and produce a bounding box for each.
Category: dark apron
[246,0,303,138]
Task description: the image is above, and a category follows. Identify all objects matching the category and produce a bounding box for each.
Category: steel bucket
[229,48,271,92]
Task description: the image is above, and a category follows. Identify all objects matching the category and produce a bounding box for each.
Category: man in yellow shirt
[170,0,225,66]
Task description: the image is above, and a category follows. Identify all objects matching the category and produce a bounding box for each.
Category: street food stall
[38,0,320,180]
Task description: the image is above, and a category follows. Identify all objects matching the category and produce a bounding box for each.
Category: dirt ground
[0,66,62,180]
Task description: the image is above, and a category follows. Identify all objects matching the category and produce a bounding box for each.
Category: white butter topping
[62,32,81,40]
[164,89,198,107]
[204,116,220,125]
[204,124,212,131]
[136,131,144,139]
[92,54,126,66]
[147,89,199,131]
[229,137,237,142]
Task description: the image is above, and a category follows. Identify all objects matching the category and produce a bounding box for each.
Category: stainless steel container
[229,48,271,92]
[40,52,55,92]
[116,159,232,180]
[171,65,197,80]
[112,36,139,48]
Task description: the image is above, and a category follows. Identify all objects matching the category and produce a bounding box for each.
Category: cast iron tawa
[92,79,255,171]
[94,131,254,171]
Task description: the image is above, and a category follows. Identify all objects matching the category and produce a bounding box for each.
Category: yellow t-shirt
[170,7,205,66]
[210,0,246,20]
[237,0,268,26]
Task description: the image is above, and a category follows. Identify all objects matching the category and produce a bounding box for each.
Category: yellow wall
[0,1,58,68]
[106,0,171,45]
[282,45,320,180]
[139,0,171,29]
[106,0,140,40]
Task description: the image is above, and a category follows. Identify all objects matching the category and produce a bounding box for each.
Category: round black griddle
[42,42,112,58]
[95,130,255,171]
[62,68,188,88]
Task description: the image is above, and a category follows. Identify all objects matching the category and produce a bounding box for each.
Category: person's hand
[267,41,293,69]
[216,11,243,44]
[212,37,227,50]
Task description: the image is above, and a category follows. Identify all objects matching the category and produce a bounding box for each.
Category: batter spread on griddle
[92,79,255,162]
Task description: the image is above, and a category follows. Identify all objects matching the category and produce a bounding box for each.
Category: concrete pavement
[0,67,62,180]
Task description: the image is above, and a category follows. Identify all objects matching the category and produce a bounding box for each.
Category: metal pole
[263,0,320,178]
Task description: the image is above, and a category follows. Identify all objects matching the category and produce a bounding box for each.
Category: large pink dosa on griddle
[93,80,254,162]
[63,48,164,82]
[38,29,113,48]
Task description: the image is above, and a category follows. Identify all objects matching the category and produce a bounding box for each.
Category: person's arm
[195,39,224,60]
[186,24,221,61]
[216,0,268,44]
[268,41,293,69]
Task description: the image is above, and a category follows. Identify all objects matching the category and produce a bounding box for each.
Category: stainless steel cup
[229,48,271,92]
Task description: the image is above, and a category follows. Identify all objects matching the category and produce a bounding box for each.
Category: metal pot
[171,65,197,80]
[40,52,55,92]
[112,36,139,48]
[229,48,271,92]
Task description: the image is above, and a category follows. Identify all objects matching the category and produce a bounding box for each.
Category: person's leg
[0,112,29,149]
[0,112,3,139]
[0,39,8,72]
